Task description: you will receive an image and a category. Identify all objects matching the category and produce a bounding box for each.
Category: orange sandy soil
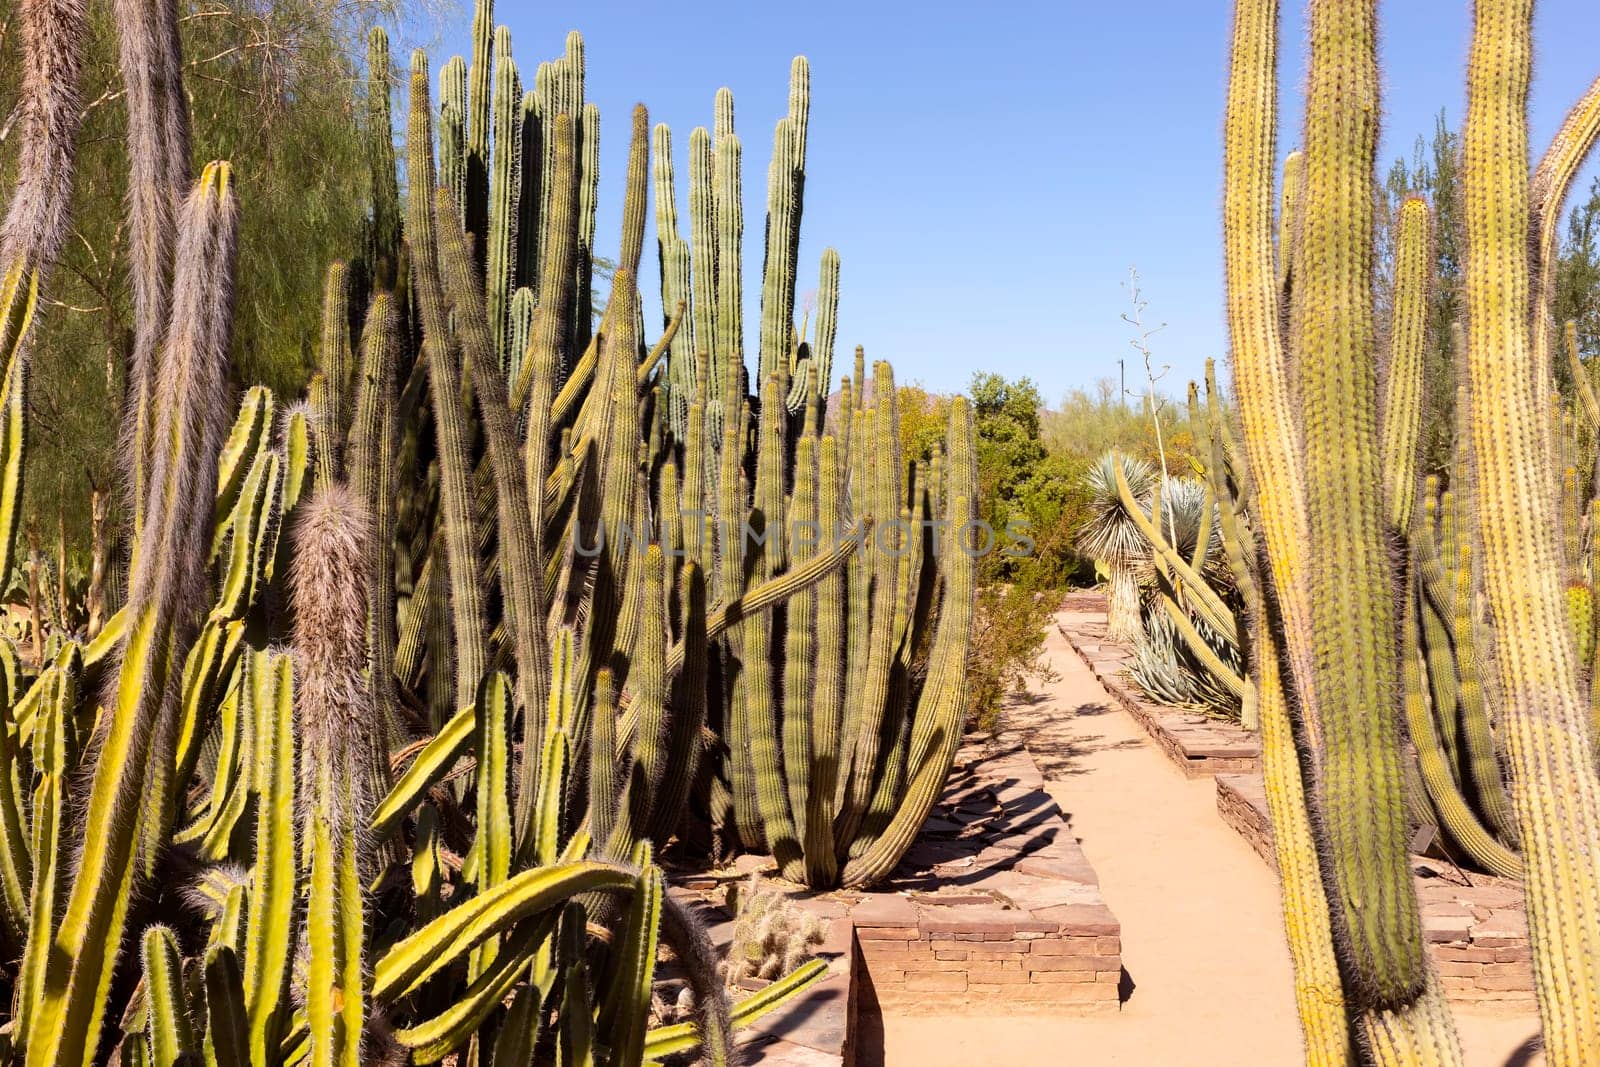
[859,624,1543,1066]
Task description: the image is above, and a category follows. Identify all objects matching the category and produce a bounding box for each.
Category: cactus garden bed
[667,733,1124,1063]
[1061,595,1534,1009]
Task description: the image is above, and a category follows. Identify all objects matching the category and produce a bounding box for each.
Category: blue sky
[410,1,1600,404]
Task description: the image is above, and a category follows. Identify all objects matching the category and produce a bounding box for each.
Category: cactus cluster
[0,0,975,1061]
[721,874,828,989]
[1222,0,1600,1061]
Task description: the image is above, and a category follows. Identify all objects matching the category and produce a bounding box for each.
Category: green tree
[0,0,405,545]
[968,372,1046,577]
[1382,110,1462,475]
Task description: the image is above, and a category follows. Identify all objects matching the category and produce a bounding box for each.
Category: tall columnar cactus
[28,161,238,1067]
[1225,0,1600,1060]
[1460,2,1600,1059]
[290,486,377,1067]
[0,1,955,1059]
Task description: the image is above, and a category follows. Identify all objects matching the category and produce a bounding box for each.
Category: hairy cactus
[722,873,827,988]
[290,485,376,1066]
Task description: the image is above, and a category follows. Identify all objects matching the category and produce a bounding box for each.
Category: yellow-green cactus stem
[1464,1,1600,1057]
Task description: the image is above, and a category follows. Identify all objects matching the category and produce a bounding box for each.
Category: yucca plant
[1078,451,1156,640]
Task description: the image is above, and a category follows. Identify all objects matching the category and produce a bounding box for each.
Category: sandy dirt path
[866,615,1543,1066]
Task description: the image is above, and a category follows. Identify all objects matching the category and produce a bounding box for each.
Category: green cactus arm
[28,164,237,1067]
[559,957,596,1067]
[1415,503,1520,845]
[142,925,197,1067]
[682,371,709,563]
[408,52,489,712]
[842,398,975,887]
[614,546,668,853]
[350,295,401,722]
[589,668,619,850]
[517,121,576,772]
[370,703,475,839]
[206,880,247,953]
[243,652,294,1062]
[470,670,513,977]
[196,656,256,862]
[738,519,803,875]
[712,131,744,415]
[782,436,819,847]
[393,920,554,1062]
[646,562,708,845]
[758,117,799,387]
[15,649,72,1033]
[436,187,549,731]
[365,28,402,289]
[1463,3,1600,1057]
[1382,198,1431,536]
[371,861,635,1001]
[665,517,864,677]
[487,28,521,371]
[316,262,353,476]
[1299,0,1439,1015]
[838,406,869,809]
[643,958,827,1060]
[1416,583,1463,781]
[532,728,571,868]
[201,944,250,1067]
[799,435,847,886]
[600,859,663,1067]
[1402,593,1521,879]
[210,386,274,557]
[1222,0,1321,754]
[1530,76,1600,384]
[1563,321,1599,429]
[0,662,31,941]
[211,450,280,623]
[573,98,601,353]
[1277,149,1303,300]
[837,382,906,855]
[636,304,685,388]
[411,802,444,926]
[0,284,29,599]
[1222,0,1351,1055]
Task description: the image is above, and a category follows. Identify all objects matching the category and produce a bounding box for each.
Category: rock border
[670,731,1126,1064]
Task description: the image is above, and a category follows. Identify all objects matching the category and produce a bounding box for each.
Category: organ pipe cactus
[1225,0,1600,1061]
[0,0,882,1059]
[0,10,987,1067]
